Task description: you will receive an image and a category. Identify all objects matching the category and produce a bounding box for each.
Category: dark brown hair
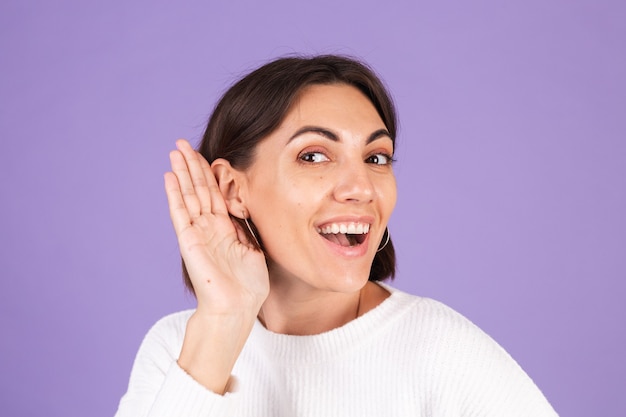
[183,54,397,294]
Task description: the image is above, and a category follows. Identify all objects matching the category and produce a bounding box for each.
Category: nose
[332,160,375,204]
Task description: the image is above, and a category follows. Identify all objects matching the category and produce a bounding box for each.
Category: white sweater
[115,285,558,416]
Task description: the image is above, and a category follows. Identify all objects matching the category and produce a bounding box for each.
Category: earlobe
[211,158,247,218]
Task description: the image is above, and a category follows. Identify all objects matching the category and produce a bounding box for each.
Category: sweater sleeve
[114,311,239,417]
[457,330,558,417]
[430,302,559,417]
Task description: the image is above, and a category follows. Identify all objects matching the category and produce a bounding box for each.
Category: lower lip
[318,233,371,257]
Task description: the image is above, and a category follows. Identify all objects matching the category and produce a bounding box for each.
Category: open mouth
[316,222,370,247]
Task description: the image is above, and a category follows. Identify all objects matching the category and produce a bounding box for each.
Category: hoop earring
[377,227,390,253]
[242,211,261,248]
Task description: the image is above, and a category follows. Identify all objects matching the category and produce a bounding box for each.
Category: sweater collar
[247,284,421,364]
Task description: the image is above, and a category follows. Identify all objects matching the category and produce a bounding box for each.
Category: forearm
[177,310,257,395]
[115,311,239,417]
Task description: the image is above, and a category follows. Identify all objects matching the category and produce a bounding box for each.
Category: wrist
[177,310,256,394]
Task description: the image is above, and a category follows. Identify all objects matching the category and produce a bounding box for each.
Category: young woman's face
[243,83,397,293]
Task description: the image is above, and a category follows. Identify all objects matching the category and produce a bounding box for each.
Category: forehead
[245,84,394,175]
[285,84,385,127]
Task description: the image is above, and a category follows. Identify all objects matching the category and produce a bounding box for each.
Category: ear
[211,158,248,219]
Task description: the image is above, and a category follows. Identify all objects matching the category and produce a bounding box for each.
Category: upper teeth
[317,223,370,235]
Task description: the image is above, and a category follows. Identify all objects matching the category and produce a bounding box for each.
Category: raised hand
[164,139,269,393]
[164,139,269,315]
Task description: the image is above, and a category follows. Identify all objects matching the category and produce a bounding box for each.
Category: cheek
[251,176,311,221]
[377,177,398,213]
[285,174,332,204]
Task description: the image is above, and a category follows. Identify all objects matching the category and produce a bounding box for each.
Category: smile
[316,222,370,247]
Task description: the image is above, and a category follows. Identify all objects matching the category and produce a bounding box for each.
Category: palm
[164,140,269,316]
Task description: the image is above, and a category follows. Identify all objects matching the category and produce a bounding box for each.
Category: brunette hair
[183,54,397,294]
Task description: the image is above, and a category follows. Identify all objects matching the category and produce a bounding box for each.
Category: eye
[366,153,394,165]
[299,151,330,163]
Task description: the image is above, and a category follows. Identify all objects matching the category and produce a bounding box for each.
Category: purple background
[1,1,624,416]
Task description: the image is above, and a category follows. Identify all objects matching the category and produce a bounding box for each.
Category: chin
[266,240,376,291]
[315,265,372,294]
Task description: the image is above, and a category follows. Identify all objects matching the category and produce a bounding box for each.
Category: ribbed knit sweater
[115,285,558,416]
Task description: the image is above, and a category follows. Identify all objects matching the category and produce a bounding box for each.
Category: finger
[199,155,229,216]
[163,171,192,234]
[170,149,201,218]
[176,139,213,214]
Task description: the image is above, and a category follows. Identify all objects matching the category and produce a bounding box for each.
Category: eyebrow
[288,126,392,144]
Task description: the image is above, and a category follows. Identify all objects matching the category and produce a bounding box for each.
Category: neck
[258,281,390,336]
[258,283,362,336]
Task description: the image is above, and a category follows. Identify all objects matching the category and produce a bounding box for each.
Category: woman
[115,55,558,416]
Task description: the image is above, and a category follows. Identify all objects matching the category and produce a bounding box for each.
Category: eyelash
[366,153,396,166]
[298,151,396,166]
[299,151,329,163]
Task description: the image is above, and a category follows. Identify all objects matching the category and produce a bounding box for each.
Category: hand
[164,139,269,318]
[164,139,270,393]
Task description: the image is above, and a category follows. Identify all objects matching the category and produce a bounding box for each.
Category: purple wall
[1,1,624,416]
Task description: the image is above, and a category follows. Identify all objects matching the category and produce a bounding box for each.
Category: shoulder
[118,310,196,402]
[382,284,512,361]
[146,309,195,338]
[380,284,557,416]
[133,309,195,367]
[379,283,485,338]
[377,284,524,386]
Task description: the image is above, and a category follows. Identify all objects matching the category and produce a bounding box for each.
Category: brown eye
[299,152,330,163]
[366,153,393,165]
